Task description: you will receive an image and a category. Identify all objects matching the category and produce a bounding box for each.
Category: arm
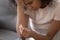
[16,0,29,38]
[30,20,60,40]
[46,20,60,40]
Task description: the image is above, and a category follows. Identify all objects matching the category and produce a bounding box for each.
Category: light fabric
[24,0,60,40]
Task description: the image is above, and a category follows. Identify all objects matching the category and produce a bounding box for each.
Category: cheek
[28,5,32,7]
[27,5,32,9]
[31,4,40,10]
[32,2,40,9]
[26,3,40,10]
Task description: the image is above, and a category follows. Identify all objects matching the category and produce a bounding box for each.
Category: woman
[16,0,60,40]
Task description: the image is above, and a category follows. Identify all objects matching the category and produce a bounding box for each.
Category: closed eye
[23,0,33,5]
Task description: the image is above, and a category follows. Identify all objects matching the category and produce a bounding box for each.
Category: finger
[19,24,24,30]
[18,24,25,37]
[19,25,23,34]
[19,27,27,37]
[19,24,24,31]
[19,24,24,34]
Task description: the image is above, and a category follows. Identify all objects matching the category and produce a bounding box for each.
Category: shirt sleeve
[54,3,60,21]
[54,7,60,21]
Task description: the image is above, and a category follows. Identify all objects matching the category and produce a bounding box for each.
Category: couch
[0,0,18,40]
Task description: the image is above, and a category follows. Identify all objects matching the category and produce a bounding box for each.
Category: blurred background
[0,0,18,40]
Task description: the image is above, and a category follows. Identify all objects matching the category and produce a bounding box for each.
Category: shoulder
[55,0,60,3]
[53,0,60,21]
[54,0,60,7]
[51,0,60,12]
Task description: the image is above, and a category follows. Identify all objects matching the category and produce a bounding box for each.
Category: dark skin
[16,0,60,40]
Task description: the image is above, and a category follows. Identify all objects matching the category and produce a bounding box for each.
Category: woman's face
[23,0,41,10]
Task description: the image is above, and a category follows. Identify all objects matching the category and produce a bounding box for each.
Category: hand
[15,0,23,5]
[19,24,31,38]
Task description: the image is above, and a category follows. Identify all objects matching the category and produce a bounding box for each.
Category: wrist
[30,30,38,39]
[30,30,46,40]
[30,30,34,37]
[29,30,33,37]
